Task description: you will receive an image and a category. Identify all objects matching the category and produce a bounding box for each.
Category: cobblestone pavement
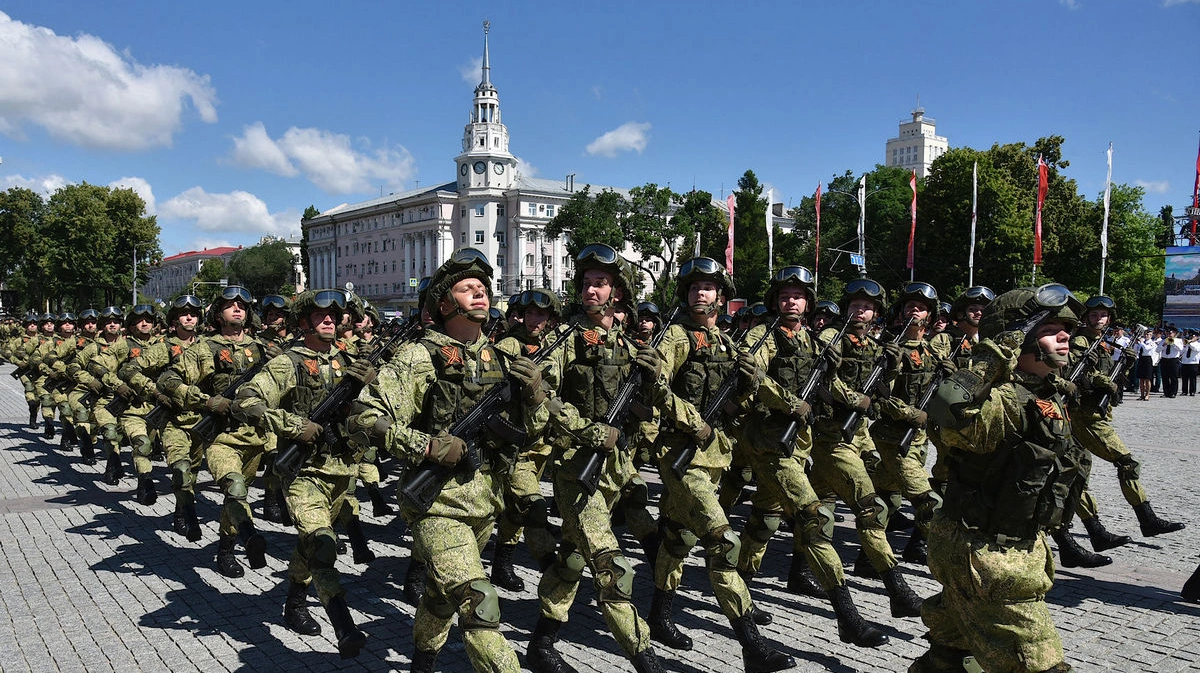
[0,365,1197,672]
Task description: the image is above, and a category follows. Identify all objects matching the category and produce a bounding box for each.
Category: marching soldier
[68,307,124,466]
[105,304,163,504]
[40,313,81,449]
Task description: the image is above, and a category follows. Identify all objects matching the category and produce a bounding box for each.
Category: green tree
[625,183,687,306]
[0,187,46,309]
[544,185,627,261]
[227,239,295,298]
[189,258,229,303]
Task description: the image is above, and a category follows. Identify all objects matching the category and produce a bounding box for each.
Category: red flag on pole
[725,193,736,276]
[815,183,822,276]
[906,170,918,271]
[1191,134,1199,245]
[1034,156,1048,265]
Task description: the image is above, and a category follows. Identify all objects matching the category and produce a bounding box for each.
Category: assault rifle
[273,325,420,484]
[189,336,305,444]
[397,323,578,512]
[778,319,851,453]
[576,307,681,495]
[1098,325,1145,412]
[668,315,782,480]
[9,363,29,380]
[840,317,917,442]
[896,338,967,457]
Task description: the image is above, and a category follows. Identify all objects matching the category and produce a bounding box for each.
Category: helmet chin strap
[583,298,612,315]
[690,301,718,317]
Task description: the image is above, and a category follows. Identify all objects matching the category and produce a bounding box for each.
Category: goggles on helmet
[845,278,884,299]
[1084,295,1115,311]
[679,256,723,280]
[814,300,841,316]
[312,290,349,310]
[79,309,100,321]
[576,243,621,266]
[172,295,205,311]
[100,306,123,320]
[261,295,288,310]
[521,290,557,310]
[417,277,432,293]
[747,303,769,318]
[637,301,661,317]
[963,286,996,303]
[58,313,76,323]
[443,248,493,276]
[772,265,815,286]
[130,304,157,318]
[902,282,938,302]
[219,286,254,305]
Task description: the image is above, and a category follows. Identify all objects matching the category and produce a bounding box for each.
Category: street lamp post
[825,176,891,278]
[192,278,229,297]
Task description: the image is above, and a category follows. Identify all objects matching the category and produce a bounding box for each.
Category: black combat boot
[149,436,164,462]
[185,501,202,542]
[42,416,55,440]
[729,612,796,673]
[27,401,38,429]
[630,648,666,673]
[851,549,879,579]
[283,581,321,636]
[402,559,427,605]
[911,643,973,673]
[1051,526,1112,568]
[491,543,525,592]
[324,594,367,659]
[785,555,824,598]
[60,422,77,451]
[1082,515,1132,552]
[648,588,692,651]
[902,529,928,565]
[275,488,292,525]
[345,516,375,565]
[736,569,773,625]
[262,488,284,523]
[216,534,244,578]
[79,433,96,465]
[135,474,158,506]
[526,615,578,673]
[880,567,924,618]
[102,447,124,486]
[411,648,439,673]
[826,584,888,647]
[237,519,267,569]
[637,532,660,574]
[1182,563,1200,602]
[366,483,394,516]
[1133,501,1186,537]
[172,497,190,537]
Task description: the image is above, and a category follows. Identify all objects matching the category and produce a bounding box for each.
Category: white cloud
[228,123,415,195]
[586,122,651,158]
[160,187,299,237]
[1059,0,1081,8]
[2,173,69,194]
[592,85,603,100]
[230,122,297,176]
[1162,0,1200,6]
[460,57,483,85]
[108,176,156,214]
[0,11,217,150]
[1136,179,1170,194]
[515,157,538,178]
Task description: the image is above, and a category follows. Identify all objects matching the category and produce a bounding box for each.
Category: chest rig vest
[942,382,1083,541]
[282,349,349,419]
[206,339,264,393]
[892,339,937,406]
[416,338,508,444]
[672,327,737,427]
[562,327,633,420]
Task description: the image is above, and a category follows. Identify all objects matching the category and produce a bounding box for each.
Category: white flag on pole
[766,188,774,276]
[1101,143,1112,259]
[969,161,978,281]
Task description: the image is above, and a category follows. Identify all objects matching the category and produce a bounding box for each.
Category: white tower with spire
[885,98,948,178]
[456,20,516,193]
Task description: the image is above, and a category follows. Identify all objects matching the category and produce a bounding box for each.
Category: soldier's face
[1087,309,1109,329]
[639,319,656,334]
[133,318,154,337]
[932,316,949,333]
[847,299,876,324]
[306,309,340,341]
[777,287,809,318]
[524,306,551,335]
[221,300,247,327]
[902,300,929,326]
[177,311,200,332]
[581,270,616,309]
[264,308,286,327]
[688,281,721,310]
[812,315,830,331]
[1033,320,1071,366]
[964,303,985,326]
[25,324,37,335]
[59,323,75,334]
[102,319,121,336]
[446,278,490,314]
[80,320,97,335]
[41,322,54,335]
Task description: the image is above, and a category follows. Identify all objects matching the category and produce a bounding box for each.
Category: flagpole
[814,183,822,295]
[969,161,977,287]
[766,188,774,277]
[1100,143,1113,294]
[907,170,917,282]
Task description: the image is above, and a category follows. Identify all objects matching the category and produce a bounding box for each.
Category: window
[496,254,505,267]
[562,256,570,268]
[526,279,534,291]
[497,205,505,217]
[649,261,661,273]
[475,204,485,216]
[460,232,466,244]
[546,205,555,217]
[525,253,534,267]
[527,203,537,216]
[496,231,506,246]
[475,230,485,244]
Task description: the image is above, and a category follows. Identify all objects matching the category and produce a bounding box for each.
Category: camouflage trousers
[868,425,936,530]
[409,513,520,673]
[164,415,203,502]
[736,438,845,591]
[39,383,71,424]
[118,407,155,475]
[1071,414,1148,516]
[287,468,354,605]
[495,441,554,552]
[654,452,752,621]
[20,374,37,404]
[67,388,94,437]
[809,419,898,573]
[204,426,267,536]
[916,517,1067,673]
[537,456,652,657]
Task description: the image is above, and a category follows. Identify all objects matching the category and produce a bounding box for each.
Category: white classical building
[884,105,949,178]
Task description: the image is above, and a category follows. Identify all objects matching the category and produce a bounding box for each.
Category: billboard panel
[1164,246,1200,330]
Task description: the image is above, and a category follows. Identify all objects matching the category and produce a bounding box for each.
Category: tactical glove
[692,421,713,447]
[264,341,284,360]
[909,409,928,428]
[737,352,762,394]
[297,420,323,445]
[205,395,232,415]
[508,356,545,405]
[155,393,176,409]
[114,383,134,399]
[427,433,466,467]
[346,359,377,386]
[1046,373,1077,400]
[635,346,663,379]
[591,422,623,453]
[852,392,872,412]
[363,415,393,448]
[790,400,812,423]
[882,342,902,369]
[937,357,957,378]
[86,378,104,394]
[823,344,843,372]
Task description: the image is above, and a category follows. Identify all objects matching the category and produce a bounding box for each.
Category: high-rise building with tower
[885,104,949,178]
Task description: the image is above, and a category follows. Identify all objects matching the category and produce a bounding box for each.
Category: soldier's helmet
[951,286,995,320]
[209,286,254,325]
[937,301,953,319]
[895,281,940,324]
[99,306,124,323]
[260,294,291,317]
[675,256,735,304]
[839,278,887,320]
[978,283,1082,341]
[291,289,349,324]
[125,303,160,328]
[362,302,381,328]
[765,265,816,311]
[574,243,632,303]
[522,288,562,320]
[1083,294,1116,324]
[416,276,433,314]
[57,311,76,324]
[717,313,734,329]
[22,311,39,325]
[813,300,842,320]
[78,308,100,323]
[167,295,206,324]
[425,248,493,324]
[637,301,662,328]
[39,312,55,324]
[506,293,525,318]
[345,294,365,324]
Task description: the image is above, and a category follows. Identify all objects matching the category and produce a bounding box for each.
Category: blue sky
[1,1,1197,257]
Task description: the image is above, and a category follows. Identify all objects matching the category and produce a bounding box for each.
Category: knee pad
[855,494,888,532]
[554,549,586,584]
[746,510,782,544]
[882,491,903,514]
[798,501,836,545]
[1115,455,1141,482]
[223,473,248,500]
[913,491,943,526]
[661,520,699,559]
[171,460,192,490]
[419,590,458,621]
[455,579,501,631]
[525,496,549,528]
[101,424,120,442]
[701,525,741,572]
[621,476,650,509]
[592,550,635,604]
[132,435,153,458]
[307,527,338,569]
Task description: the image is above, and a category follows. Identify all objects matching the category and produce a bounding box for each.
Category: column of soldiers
[0,240,1189,673]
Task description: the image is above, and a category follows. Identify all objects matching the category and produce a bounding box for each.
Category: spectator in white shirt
[1181,330,1199,397]
[1160,328,1185,398]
